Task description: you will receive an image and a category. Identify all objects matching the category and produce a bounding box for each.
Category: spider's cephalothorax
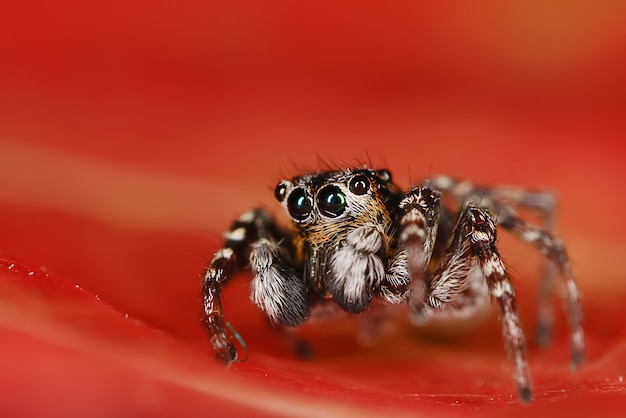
[201,167,584,404]
[274,169,405,314]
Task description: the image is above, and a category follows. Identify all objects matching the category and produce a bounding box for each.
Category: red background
[1,2,625,417]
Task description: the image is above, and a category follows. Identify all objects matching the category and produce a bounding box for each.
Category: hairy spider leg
[201,208,305,363]
[430,176,565,348]
[399,186,442,274]
[488,186,559,347]
[397,186,441,309]
[410,205,533,403]
[497,210,584,368]
[202,245,237,363]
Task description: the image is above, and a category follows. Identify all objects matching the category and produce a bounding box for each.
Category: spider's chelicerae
[201,167,584,403]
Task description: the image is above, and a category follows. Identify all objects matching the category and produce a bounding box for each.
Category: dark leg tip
[571,350,585,370]
[214,343,238,364]
[517,386,534,404]
[294,339,314,360]
[535,321,552,347]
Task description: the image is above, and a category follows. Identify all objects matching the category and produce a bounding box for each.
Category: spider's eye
[376,169,391,182]
[287,188,313,221]
[348,175,369,195]
[275,182,288,202]
[317,185,346,218]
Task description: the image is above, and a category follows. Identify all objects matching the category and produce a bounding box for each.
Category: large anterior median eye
[317,185,346,218]
[287,188,313,221]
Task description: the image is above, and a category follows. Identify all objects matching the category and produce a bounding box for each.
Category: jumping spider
[201,167,584,403]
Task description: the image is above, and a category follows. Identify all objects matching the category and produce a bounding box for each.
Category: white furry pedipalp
[327,224,386,313]
[249,238,309,326]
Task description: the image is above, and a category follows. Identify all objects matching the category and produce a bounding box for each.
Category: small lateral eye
[348,175,369,195]
[317,185,346,218]
[376,169,391,182]
[275,182,288,202]
[287,188,313,221]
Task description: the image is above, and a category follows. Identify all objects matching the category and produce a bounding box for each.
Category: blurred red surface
[1,2,625,417]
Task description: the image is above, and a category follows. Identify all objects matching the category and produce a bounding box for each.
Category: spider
[201,167,584,403]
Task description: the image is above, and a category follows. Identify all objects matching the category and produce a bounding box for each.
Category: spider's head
[274,168,400,244]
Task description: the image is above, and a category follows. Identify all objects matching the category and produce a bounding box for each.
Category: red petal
[1,2,625,416]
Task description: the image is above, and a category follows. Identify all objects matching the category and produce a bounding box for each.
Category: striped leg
[498,210,584,368]
[397,186,441,309]
[411,205,533,402]
[202,208,299,363]
[203,245,238,363]
[430,175,556,215]
[431,176,562,348]
[481,182,560,347]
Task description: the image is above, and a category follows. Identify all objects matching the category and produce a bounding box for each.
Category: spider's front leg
[410,205,533,402]
[395,186,442,309]
[202,209,310,364]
